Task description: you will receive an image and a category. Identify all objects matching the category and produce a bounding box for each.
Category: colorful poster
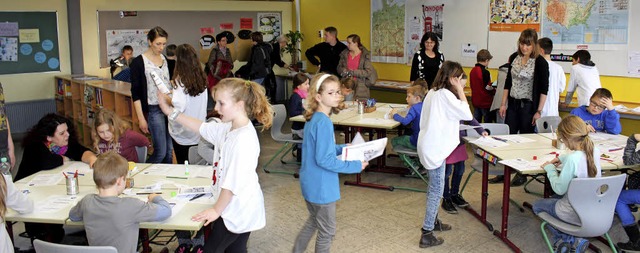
[200,27,215,35]
[489,0,541,32]
[240,18,253,29]
[19,29,40,43]
[371,0,405,63]
[0,37,18,61]
[220,23,233,30]
[0,23,19,37]
[105,29,148,63]
[257,13,281,43]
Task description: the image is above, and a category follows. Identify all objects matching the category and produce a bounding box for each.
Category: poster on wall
[371,0,406,63]
[0,37,18,61]
[106,29,148,63]
[404,2,444,65]
[257,13,281,43]
[489,0,540,32]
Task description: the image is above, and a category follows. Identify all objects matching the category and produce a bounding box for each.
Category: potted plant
[283,30,304,71]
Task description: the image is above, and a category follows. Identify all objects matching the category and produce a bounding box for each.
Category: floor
[10,124,629,253]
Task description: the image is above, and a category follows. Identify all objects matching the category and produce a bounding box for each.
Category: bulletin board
[0,11,61,75]
[97,10,282,68]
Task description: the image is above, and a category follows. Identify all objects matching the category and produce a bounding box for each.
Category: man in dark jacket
[305,26,347,76]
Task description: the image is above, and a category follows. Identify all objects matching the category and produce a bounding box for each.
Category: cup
[66,176,79,195]
[126,177,135,189]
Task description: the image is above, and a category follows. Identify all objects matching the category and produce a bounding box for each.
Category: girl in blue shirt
[293,74,367,253]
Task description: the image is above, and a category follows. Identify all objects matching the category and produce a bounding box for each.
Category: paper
[143,164,212,179]
[27,174,64,186]
[34,195,79,213]
[629,51,640,76]
[19,29,40,43]
[499,158,550,173]
[351,132,365,145]
[178,186,213,196]
[169,202,187,218]
[461,43,477,57]
[589,132,617,142]
[496,135,536,143]
[356,118,397,125]
[470,136,509,148]
[0,37,18,61]
[341,138,388,162]
[0,22,19,36]
[459,125,482,131]
[61,161,92,174]
[614,104,630,113]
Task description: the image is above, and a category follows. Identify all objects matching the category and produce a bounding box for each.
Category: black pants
[204,218,251,253]
[25,223,64,243]
[172,139,196,164]
[505,98,535,134]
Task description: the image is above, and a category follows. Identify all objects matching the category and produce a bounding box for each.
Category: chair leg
[393,154,428,193]
[279,145,300,165]
[262,142,297,176]
[524,174,544,197]
[460,170,476,195]
[540,222,554,253]
[604,232,618,253]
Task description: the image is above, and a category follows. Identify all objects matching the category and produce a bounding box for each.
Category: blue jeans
[532,197,560,219]
[422,162,445,231]
[615,190,640,227]
[473,107,495,123]
[444,161,465,198]
[147,105,173,164]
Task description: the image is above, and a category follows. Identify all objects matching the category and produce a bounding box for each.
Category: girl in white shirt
[416,61,473,248]
[563,50,601,107]
[1,174,34,253]
[169,44,208,164]
[158,78,272,252]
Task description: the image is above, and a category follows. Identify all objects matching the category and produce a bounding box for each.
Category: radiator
[5,99,56,134]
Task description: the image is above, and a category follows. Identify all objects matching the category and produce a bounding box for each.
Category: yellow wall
[300,0,640,104]
[0,0,71,102]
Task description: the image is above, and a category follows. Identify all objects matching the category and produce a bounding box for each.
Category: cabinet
[55,75,141,148]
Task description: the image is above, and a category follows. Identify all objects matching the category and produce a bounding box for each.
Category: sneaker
[190,245,205,253]
[441,198,458,214]
[574,238,589,253]
[451,194,469,208]
[434,219,452,231]
[511,173,527,187]
[175,244,191,253]
[488,175,504,184]
[419,231,444,248]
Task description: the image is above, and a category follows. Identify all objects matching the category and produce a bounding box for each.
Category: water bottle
[150,71,171,94]
[0,157,10,176]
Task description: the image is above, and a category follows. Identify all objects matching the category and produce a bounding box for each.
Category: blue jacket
[300,112,362,204]
[570,105,621,134]
[393,102,422,146]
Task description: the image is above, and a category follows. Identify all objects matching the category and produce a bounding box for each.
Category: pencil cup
[126,177,135,189]
[66,176,79,195]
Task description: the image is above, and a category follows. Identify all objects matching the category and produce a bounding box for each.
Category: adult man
[305,26,347,76]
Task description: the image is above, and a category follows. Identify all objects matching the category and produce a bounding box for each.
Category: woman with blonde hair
[92,109,150,162]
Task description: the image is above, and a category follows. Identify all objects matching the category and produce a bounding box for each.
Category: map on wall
[371,0,405,63]
[542,0,629,49]
[489,0,541,32]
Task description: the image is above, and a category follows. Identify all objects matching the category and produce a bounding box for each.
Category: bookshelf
[54,75,142,148]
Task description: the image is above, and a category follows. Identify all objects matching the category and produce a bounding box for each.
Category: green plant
[283,30,304,69]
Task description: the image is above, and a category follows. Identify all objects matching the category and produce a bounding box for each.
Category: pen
[609,147,623,152]
[189,193,206,201]
[136,191,163,195]
[66,172,85,176]
[492,136,507,142]
[166,176,189,179]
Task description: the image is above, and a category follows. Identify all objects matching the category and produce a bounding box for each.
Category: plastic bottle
[0,157,10,176]
[184,160,190,176]
[150,71,171,94]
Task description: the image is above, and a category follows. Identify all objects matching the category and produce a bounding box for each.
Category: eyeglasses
[589,101,605,110]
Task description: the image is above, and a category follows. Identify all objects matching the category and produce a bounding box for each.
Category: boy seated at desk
[341,77,355,102]
[69,151,171,253]
[390,85,427,173]
[570,88,621,135]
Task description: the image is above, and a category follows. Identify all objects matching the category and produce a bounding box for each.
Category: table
[6,163,215,253]
[464,132,630,252]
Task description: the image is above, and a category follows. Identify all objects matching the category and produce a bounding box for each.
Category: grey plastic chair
[135,146,147,163]
[460,123,524,212]
[536,116,562,134]
[537,174,626,253]
[391,145,428,192]
[262,104,302,177]
[33,239,117,253]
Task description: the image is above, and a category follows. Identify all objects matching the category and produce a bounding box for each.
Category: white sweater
[1,175,33,253]
[417,89,473,169]
[566,64,601,107]
[542,60,566,117]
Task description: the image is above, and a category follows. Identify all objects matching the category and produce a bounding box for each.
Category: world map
[542,0,628,45]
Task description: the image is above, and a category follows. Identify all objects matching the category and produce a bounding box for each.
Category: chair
[33,239,117,253]
[460,123,524,212]
[391,145,429,192]
[262,104,302,177]
[537,174,626,253]
[188,146,206,165]
[536,116,562,134]
[135,146,147,163]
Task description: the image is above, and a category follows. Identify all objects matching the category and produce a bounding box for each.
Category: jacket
[337,47,377,99]
[246,42,272,79]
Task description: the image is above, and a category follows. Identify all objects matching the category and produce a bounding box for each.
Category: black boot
[434,219,452,231]
[488,175,504,184]
[618,224,640,251]
[419,229,444,248]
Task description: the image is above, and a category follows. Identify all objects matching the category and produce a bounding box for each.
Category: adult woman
[410,32,445,89]
[206,32,234,89]
[130,26,173,164]
[15,113,97,242]
[244,32,272,85]
[337,34,377,100]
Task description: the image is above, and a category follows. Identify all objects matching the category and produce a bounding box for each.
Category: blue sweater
[570,106,621,134]
[392,102,422,146]
[300,112,362,204]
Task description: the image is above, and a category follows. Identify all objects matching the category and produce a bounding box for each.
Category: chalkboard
[0,11,60,74]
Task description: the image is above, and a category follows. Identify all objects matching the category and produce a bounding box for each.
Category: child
[570,88,621,134]
[623,134,640,165]
[416,61,472,248]
[470,49,495,123]
[412,78,429,89]
[615,133,640,251]
[441,120,487,214]
[293,74,367,252]
[340,77,355,102]
[69,152,171,253]
[532,115,601,241]
[390,85,427,151]
[92,109,150,162]
[169,44,208,164]
[158,78,272,252]
[165,44,177,79]
[288,73,310,139]
[563,50,601,107]
[538,38,565,117]
[1,174,33,253]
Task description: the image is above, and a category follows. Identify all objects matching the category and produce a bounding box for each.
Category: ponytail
[581,136,597,177]
[557,115,598,178]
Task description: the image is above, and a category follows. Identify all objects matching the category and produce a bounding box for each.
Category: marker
[136,191,163,195]
[66,172,85,176]
[189,193,206,201]
[166,176,188,179]
[184,161,190,176]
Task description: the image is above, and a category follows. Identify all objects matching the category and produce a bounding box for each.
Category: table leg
[343,128,397,191]
[463,159,494,231]
[492,165,521,252]
[7,221,14,247]
[140,228,151,253]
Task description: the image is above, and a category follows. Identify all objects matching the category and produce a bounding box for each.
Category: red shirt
[470,63,495,109]
[347,52,361,71]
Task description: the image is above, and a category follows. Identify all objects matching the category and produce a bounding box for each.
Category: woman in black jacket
[410,32,444,89]
[244,32,272,85]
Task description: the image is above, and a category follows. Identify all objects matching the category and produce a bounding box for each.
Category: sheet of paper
[351,132,365,145]
[470,136,509,148]
[341,138,388,162]
[589,132,618,142]
[142,164,211,179]
[27,174,64,186]
[61,161,92,174]
[496,135,536,143]
[34,195,79,213]
[499,155,555,173]
[178,186,213,196]
[459,124,483,131]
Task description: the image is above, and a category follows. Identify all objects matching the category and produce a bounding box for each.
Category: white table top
[133,164,213,190]
[290,102,403,129]
[14,162,152,187]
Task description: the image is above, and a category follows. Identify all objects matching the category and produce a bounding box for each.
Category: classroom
[1,0,640,252]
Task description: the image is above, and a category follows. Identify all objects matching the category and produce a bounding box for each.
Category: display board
[0,11,60,74]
